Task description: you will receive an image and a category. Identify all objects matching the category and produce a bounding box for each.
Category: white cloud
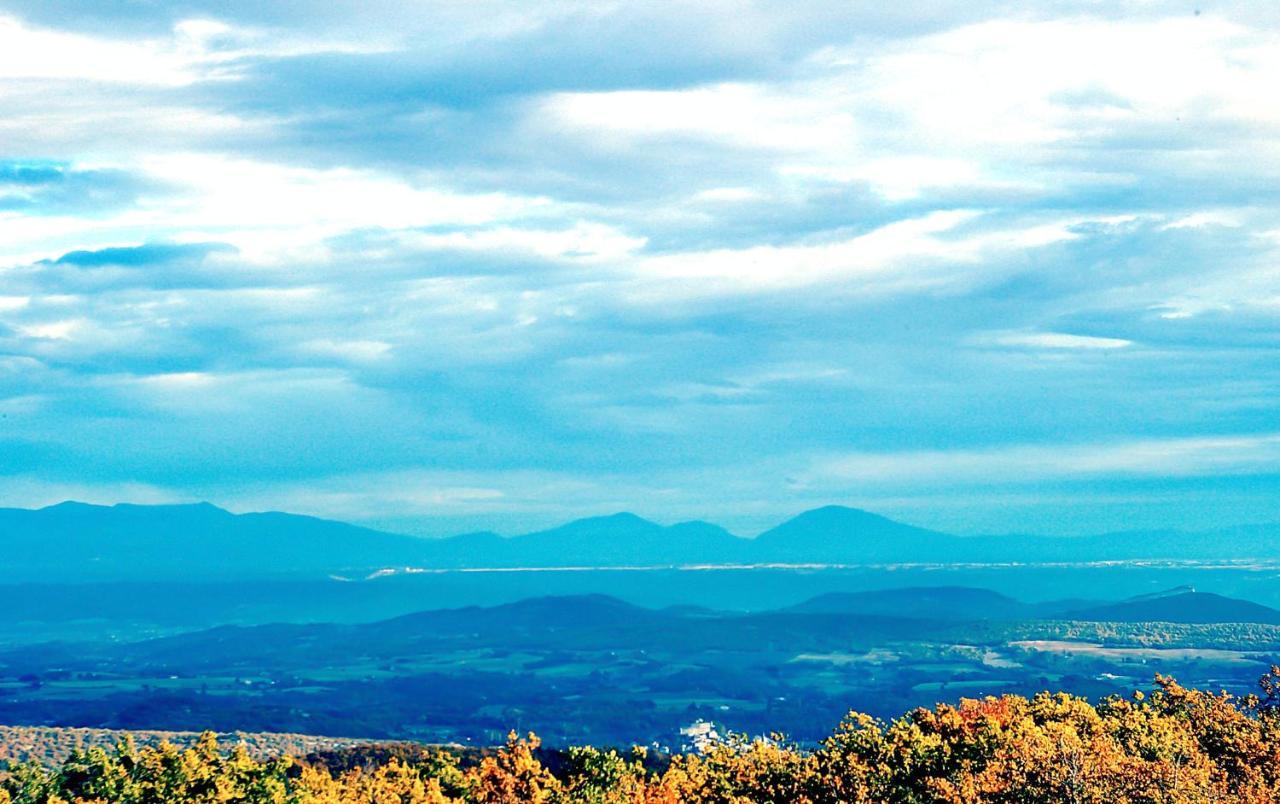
[623,209,1099,296]
[0,15,206,86]
[633,209,980,288]
[813,433,1280,487]
[395,221,646,263]
[116,367,366,415]
[1148,254,1280,319]
[139,154,554,264]
[731,363,848,387]
[224,469,580,523]
[0,155,559,267]
[541,14,1280,203]
[0,14,390,87]
[0,476,189,509]
[299,338,394,363]
[988,331,1134,350]
[784,156,987,201]
[690,187,765,203]
[542,82,859,152]
[3,5,1280,534]
[14,319,82,340]
[846,16,1280,149]
[1161,211,1244,230]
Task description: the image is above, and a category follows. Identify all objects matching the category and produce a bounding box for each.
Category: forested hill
[3,674,1280,802]
[3,501,1280,581]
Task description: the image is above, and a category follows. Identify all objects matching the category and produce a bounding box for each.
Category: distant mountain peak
[791,505,894,522]
[123,500,230,513]
[772,505,927,531]
[8,501,1280,581]
[811,504,876,515]
[1127,585,1197,602]
[599,511,650,524]
[41,500,97,511]
[668,520,738,539]
[748,506,944,562]
[513,593,638,609]
[563,512,655,528]
[0,501,427,582]
[41,500,230,515]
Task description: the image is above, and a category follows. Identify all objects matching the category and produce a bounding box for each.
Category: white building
[679,719,724,753]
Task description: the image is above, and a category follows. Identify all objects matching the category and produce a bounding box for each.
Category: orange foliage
[3,670,1280,803]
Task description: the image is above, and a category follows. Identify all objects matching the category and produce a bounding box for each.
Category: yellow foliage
[4,671,1280,803]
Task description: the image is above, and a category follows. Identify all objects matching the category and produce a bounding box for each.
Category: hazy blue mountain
[752,506,947,563]
[750,508,1280,565]
[0,592,953,677]
[787,586,1029,620]
[0,503,752,580]
[0,502,430,581]
[465,513,749,567]
[4,501,1280,583]
[1064,588,1280,624]
[11,585,1279,684]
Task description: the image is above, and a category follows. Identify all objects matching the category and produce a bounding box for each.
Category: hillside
[1066,588,1280,624]
[31,586,1273,677]
[786,586,1028,619]
[4,584,1280,747]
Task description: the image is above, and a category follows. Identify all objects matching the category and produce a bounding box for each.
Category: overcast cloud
[1,1,1278,535]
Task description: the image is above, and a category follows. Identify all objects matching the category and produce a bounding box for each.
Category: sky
[1,1,1278,537]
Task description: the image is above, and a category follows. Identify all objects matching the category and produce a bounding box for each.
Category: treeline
[3,673,1280,803]
[0,725,361,769]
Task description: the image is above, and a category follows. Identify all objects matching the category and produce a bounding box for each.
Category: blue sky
[1,1,1278,536]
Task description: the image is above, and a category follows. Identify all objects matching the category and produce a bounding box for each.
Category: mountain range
[3,582,1278,745]
[6,587,1278,679]
[2,501,1279,582]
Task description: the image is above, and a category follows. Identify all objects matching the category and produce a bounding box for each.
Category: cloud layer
[1,2,1278,535]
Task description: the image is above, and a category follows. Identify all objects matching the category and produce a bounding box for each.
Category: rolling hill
[1065,588,1280,624]
[786,586,1029,620]
[4,585,1280,745]
[11,586,1280,680]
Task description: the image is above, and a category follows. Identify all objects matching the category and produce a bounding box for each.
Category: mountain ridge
[3,500,1280,582]
[1065,589,1280,625]
[10,587,1278,677]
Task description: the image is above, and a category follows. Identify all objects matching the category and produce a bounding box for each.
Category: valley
[3,502,1280,751]
[2,584,1278,749]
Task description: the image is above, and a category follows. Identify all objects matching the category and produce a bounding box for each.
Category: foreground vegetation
[4,672,1280,802]
[0,725,362,769]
